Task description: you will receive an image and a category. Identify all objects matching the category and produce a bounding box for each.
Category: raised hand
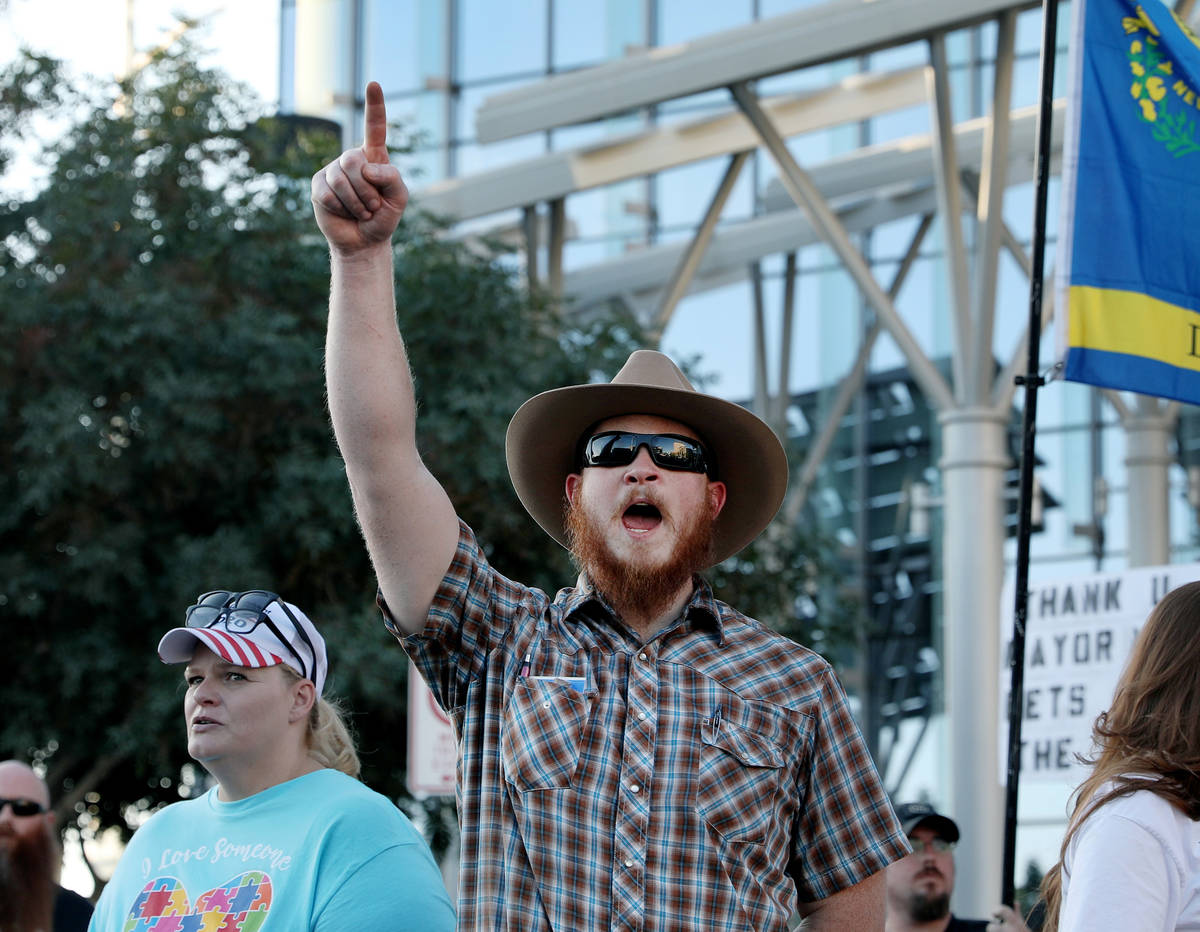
[987,904,1033,932]
[311,82,409,253]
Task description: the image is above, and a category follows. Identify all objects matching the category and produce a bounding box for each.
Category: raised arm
[312,82,459,634]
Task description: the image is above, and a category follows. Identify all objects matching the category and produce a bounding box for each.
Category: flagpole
[1002,0,1061,908]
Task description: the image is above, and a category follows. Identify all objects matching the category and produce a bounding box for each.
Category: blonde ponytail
[279,665,361,778]
[308,695,361,778]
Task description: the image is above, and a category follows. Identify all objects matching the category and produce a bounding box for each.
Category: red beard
[0,816,57,931]
[565,486,717,627]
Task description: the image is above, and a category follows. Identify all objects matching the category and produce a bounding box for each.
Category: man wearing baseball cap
[886,802,1032,932]
[313,83,910,931]
[88,590,455,931]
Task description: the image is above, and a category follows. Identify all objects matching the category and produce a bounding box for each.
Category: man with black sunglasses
[0,759,93,932]
[313,82,909,932]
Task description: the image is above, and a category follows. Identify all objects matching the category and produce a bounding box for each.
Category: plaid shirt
[385,521,908,931]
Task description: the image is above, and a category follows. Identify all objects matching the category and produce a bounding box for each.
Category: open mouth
[622,501,663,532]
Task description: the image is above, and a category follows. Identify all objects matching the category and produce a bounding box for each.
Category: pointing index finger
[362,81,389,164]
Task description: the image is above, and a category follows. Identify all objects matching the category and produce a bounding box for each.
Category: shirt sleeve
[791,664,911,900]
[312,844,457,932]
[1060,808,1182,932]
[382,519,537,715]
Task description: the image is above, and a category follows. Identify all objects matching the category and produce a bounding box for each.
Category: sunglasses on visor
[185,589,316,681]
[578,430,716,477]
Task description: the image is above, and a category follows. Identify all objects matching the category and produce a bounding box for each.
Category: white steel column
[292,0,357,146]
[971,11,1016,398]
[651,151,750,341]
[523,206,540,293]
[787,214,933,515]
[927,37,972,399]
[940,406,1008,917]
[751,262,770,418]
[1125,400,1175,566]
[774,251,798,435]
[730,81,955,412]
[548,198,566,297]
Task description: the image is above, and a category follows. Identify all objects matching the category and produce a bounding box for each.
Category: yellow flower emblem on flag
[1125,8,1200,156]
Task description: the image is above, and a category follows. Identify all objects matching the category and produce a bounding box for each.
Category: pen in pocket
[519,650,531,678]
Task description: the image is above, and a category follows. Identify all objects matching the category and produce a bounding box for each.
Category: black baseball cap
[893,801,960,843]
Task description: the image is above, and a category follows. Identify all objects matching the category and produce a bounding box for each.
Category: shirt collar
[557,574,726,645]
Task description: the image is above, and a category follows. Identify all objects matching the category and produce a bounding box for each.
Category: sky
[1,0,279,104]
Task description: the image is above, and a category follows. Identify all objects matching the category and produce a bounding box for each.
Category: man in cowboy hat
[312,82,910,932]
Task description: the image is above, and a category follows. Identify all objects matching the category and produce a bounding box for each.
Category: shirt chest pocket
[696,705,809,844]
[501,679,593,791]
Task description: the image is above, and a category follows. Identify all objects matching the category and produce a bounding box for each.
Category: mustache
[614,486,667,513]
[915,866,944,880]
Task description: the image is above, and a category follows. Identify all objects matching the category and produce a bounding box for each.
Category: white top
[1060,784,1200,931]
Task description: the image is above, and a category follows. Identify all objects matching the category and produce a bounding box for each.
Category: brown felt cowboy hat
[505,350,788,566]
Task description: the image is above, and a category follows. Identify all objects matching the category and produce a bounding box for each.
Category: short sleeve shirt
[390,520,909,932]
[88,769,455,932]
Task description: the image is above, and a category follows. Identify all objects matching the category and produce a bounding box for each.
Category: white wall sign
[998,563,1200,783]
[407,661,457,798]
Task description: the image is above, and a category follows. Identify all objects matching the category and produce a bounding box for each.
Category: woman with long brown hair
[1040,580,1200,930]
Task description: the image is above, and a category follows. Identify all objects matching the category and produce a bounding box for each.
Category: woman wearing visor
[89,590,455,931]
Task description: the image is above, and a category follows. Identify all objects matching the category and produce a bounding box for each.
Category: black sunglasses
[0,797,47,817]
[185,589,315,681]
[578,431,716,477]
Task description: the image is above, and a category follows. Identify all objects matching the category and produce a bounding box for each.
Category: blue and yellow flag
[1058,0,1200,403]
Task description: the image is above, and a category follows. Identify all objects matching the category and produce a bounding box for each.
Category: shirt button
[629,784,640,794]
[623,858,634,868]
[637,711,647,721]
[638,653,648,662]
[542,701,551,709]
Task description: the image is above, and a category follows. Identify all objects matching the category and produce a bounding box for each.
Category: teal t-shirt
[88,769,454,931]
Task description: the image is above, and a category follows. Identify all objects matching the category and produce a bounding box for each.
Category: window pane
[458,0,548,82]
[758,0,829,15]
[383,90,450,184]
[552,2,608,71]
[554,0,646,72]
[362,0,447,94]
[657,0,751,44]
[457,76,543,149]
[656,156,755,232]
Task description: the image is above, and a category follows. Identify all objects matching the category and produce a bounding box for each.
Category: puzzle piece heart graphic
[122,870,273,931]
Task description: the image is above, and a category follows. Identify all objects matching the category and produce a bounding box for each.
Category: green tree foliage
[0,42,856,880]
[0,44,631,857]
[709,519,860,659]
